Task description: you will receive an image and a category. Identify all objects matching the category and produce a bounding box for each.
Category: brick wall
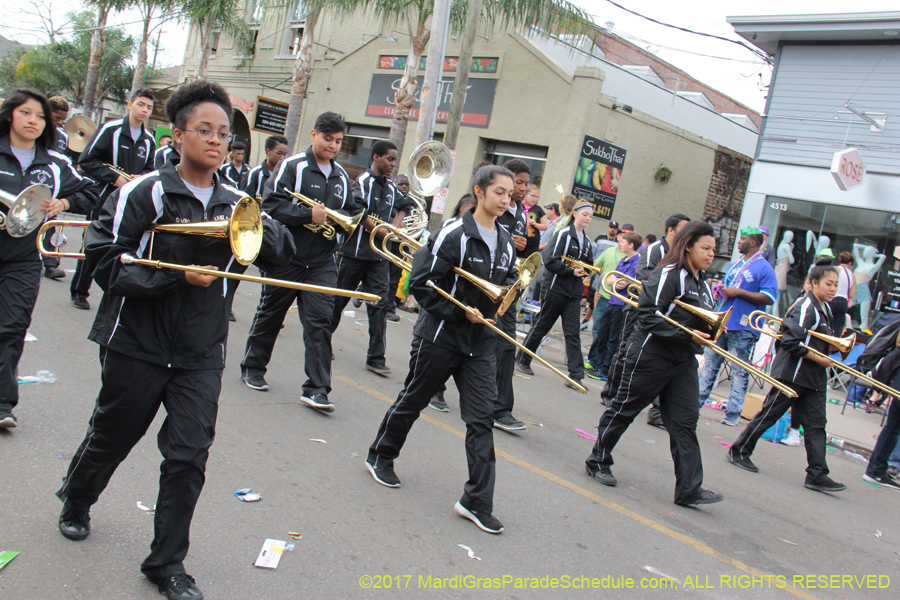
[703,146,753,253]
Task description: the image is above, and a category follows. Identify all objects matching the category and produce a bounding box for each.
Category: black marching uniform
[56,162,294,579]
[368,212,517,512]
[241,147,359,398]
[586,264,716,505]
[153,143,180,170]
[601,237,671,425]
[0,136,97,418]
[240,161,272,199]
[330,170,412,370]
[517,220,593,383]
[729,293,836,485]
[493,200,528,419]
[74,118,156,303]
[219,161,249,187]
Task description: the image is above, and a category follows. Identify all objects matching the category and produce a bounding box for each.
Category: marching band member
[516,200,594,390]
[585,221,725,507]
[240,112,360,412]
[55,80,294,600]
[42,96,73,280]
[73,89,157,310]
[727,264,846,494]
[366,165,518,534]
[240,135,289,199]
[154,133,181,169]
[0,89,97,429]
[218,141,248,186]
[329,140,411,376]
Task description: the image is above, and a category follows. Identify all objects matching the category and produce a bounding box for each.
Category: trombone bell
[0,184,52,237]
[677,304,731,342]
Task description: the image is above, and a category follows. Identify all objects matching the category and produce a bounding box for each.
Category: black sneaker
[242,374,269,391]
[366,363,392,376]
[72,297,90,310]
[805,476,846,493]
[58,506,91,541]
[678,489,724,506]
[726,452,759,473]
[429,396,449,412]
[494,415,526,431]
[386,311,400,322]
[365,460,401,488]
[565,380,585,392]
[647,416,665,428]
[515,361,534,376]
[864,474,900,491]
[301,394,334,412]
[586,464,617,486]
[0,411,17,428]
[228,310,236,322]
[454,500,504,534]
[889,465,900,479]
[44,267,65,280]
[156,573,204,600]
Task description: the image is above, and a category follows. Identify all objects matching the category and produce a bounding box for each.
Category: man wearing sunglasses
[241,135,289,199]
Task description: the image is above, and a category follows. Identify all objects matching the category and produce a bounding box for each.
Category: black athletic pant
[368,336,497,513]
[57,347,222,580]
[602,305,661,421]
[866,371,900,479]
[0,260,41,412]
[330,256,390,367]
[731,380,829,482]
[518,289,584,381]
[241,261,336,396]
[587,341,705,504]
[41,227,59,269]
[70,207,100,300]
[493,294,519,419]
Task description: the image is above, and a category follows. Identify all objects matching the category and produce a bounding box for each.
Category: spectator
[760,225,777,267]
[522,184,547,258]
[585,233,627,369]
[594,221,620,257]
[640,234,657,253]
[830,251,856,334]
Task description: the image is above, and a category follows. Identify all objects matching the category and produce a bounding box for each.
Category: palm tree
[129,1,175,99]
[182,0,253,81]
[83,0,130,117]
[282,2,322,148]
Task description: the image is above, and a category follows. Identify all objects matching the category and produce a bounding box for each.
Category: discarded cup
[235,488,262,502]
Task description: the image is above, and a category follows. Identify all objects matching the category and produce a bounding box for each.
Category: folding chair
[828,343,866,395]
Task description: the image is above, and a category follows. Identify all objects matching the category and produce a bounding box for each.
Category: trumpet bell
[64,115,97,153]
[0,184,52,237]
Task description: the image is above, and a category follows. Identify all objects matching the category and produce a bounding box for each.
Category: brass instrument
[426,281,587,393]
[63,115,96,153]
[748,311,900,399]
[103,162,135,183]
[603,273,798,398]
[0,184,51,237]
[563,256,604,277]
[37,198,381,302]
[283,187,364,241]
[403,141,454,239]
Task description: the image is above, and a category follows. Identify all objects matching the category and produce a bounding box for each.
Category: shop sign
[378,55,498,74]
[886,269,900,314]
[830,148,865,191]
[431,188,449,214]
[232,97,255,114]
[253,97,289,134]
[365,74,497,128]
[571,135,627,219]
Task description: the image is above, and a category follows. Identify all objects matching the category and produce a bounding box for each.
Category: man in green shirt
[585,225,632,369]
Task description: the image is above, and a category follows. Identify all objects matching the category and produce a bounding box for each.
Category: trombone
[283,187,364,241]
[747,311,900,399]
[103,162,135,183]
[1,184,52,237]
[603,273,798,398]
[37,197,381,302]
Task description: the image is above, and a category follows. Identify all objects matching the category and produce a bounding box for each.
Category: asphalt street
[1,259,898,600]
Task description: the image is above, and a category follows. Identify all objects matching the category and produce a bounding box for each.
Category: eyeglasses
[271,150,288,157]
[184,128,233,143]
[527,193,540,199]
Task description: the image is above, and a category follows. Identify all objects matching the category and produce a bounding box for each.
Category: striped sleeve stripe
[112,178,164,243]
[430,218,464,270]
[86,119,123,155]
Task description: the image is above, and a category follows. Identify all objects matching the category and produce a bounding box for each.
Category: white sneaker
[780,428,801,446]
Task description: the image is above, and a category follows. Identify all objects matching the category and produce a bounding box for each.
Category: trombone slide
[426,281,587,393]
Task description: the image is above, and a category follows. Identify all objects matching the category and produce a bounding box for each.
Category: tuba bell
[402,141,453,239]
[0,184,52,237]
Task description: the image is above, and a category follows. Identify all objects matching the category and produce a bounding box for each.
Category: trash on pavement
[288,532,303,540]
[344,310,355,317]
[17,370,56,384]
[309,439,326,444]
[777,538,797,545]
[235,488,262,502]
[0,551,19,570]
[136,501,156,513]
[254,539,286,569]
[458,544,481,560]
[574,428,597,441]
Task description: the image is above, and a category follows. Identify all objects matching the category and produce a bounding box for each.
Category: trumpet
[425,281,587,393]
[283,187,364,241]
[603,273,798,398]
[747,311,900,399]
[563,256,604,277]
[103,162,134,183]
[37,198,381,303]
[1,184,52,237]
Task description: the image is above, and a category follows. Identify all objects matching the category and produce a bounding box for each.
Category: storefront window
[761,196,900,330]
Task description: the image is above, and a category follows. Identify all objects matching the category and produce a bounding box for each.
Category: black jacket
[241,161,272,199]
[55,126,68,154]
[342,169,414,261]
[262,146,361,268]
[78,118,156,201]
[771,292,834,391]
[0,135,98,262]
[496,200,528,258]
[410,212,518,357]
[153,144,180,169]
[636,237,670,279]
[631,264,716,362]
[542,221,594,298]
[219,162,249,187]
[84,162,295,370]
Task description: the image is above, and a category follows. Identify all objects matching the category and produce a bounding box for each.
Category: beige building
[177,2,758,244]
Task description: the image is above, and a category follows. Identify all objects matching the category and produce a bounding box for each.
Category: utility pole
[414,0,451,147]
[443,0,482,150]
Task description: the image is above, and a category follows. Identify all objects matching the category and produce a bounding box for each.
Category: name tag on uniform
[740,314,749,326]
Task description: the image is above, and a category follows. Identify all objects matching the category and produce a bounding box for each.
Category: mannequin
[775,231,795,316]
[806,232,831,256]
[853,243,886,331]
